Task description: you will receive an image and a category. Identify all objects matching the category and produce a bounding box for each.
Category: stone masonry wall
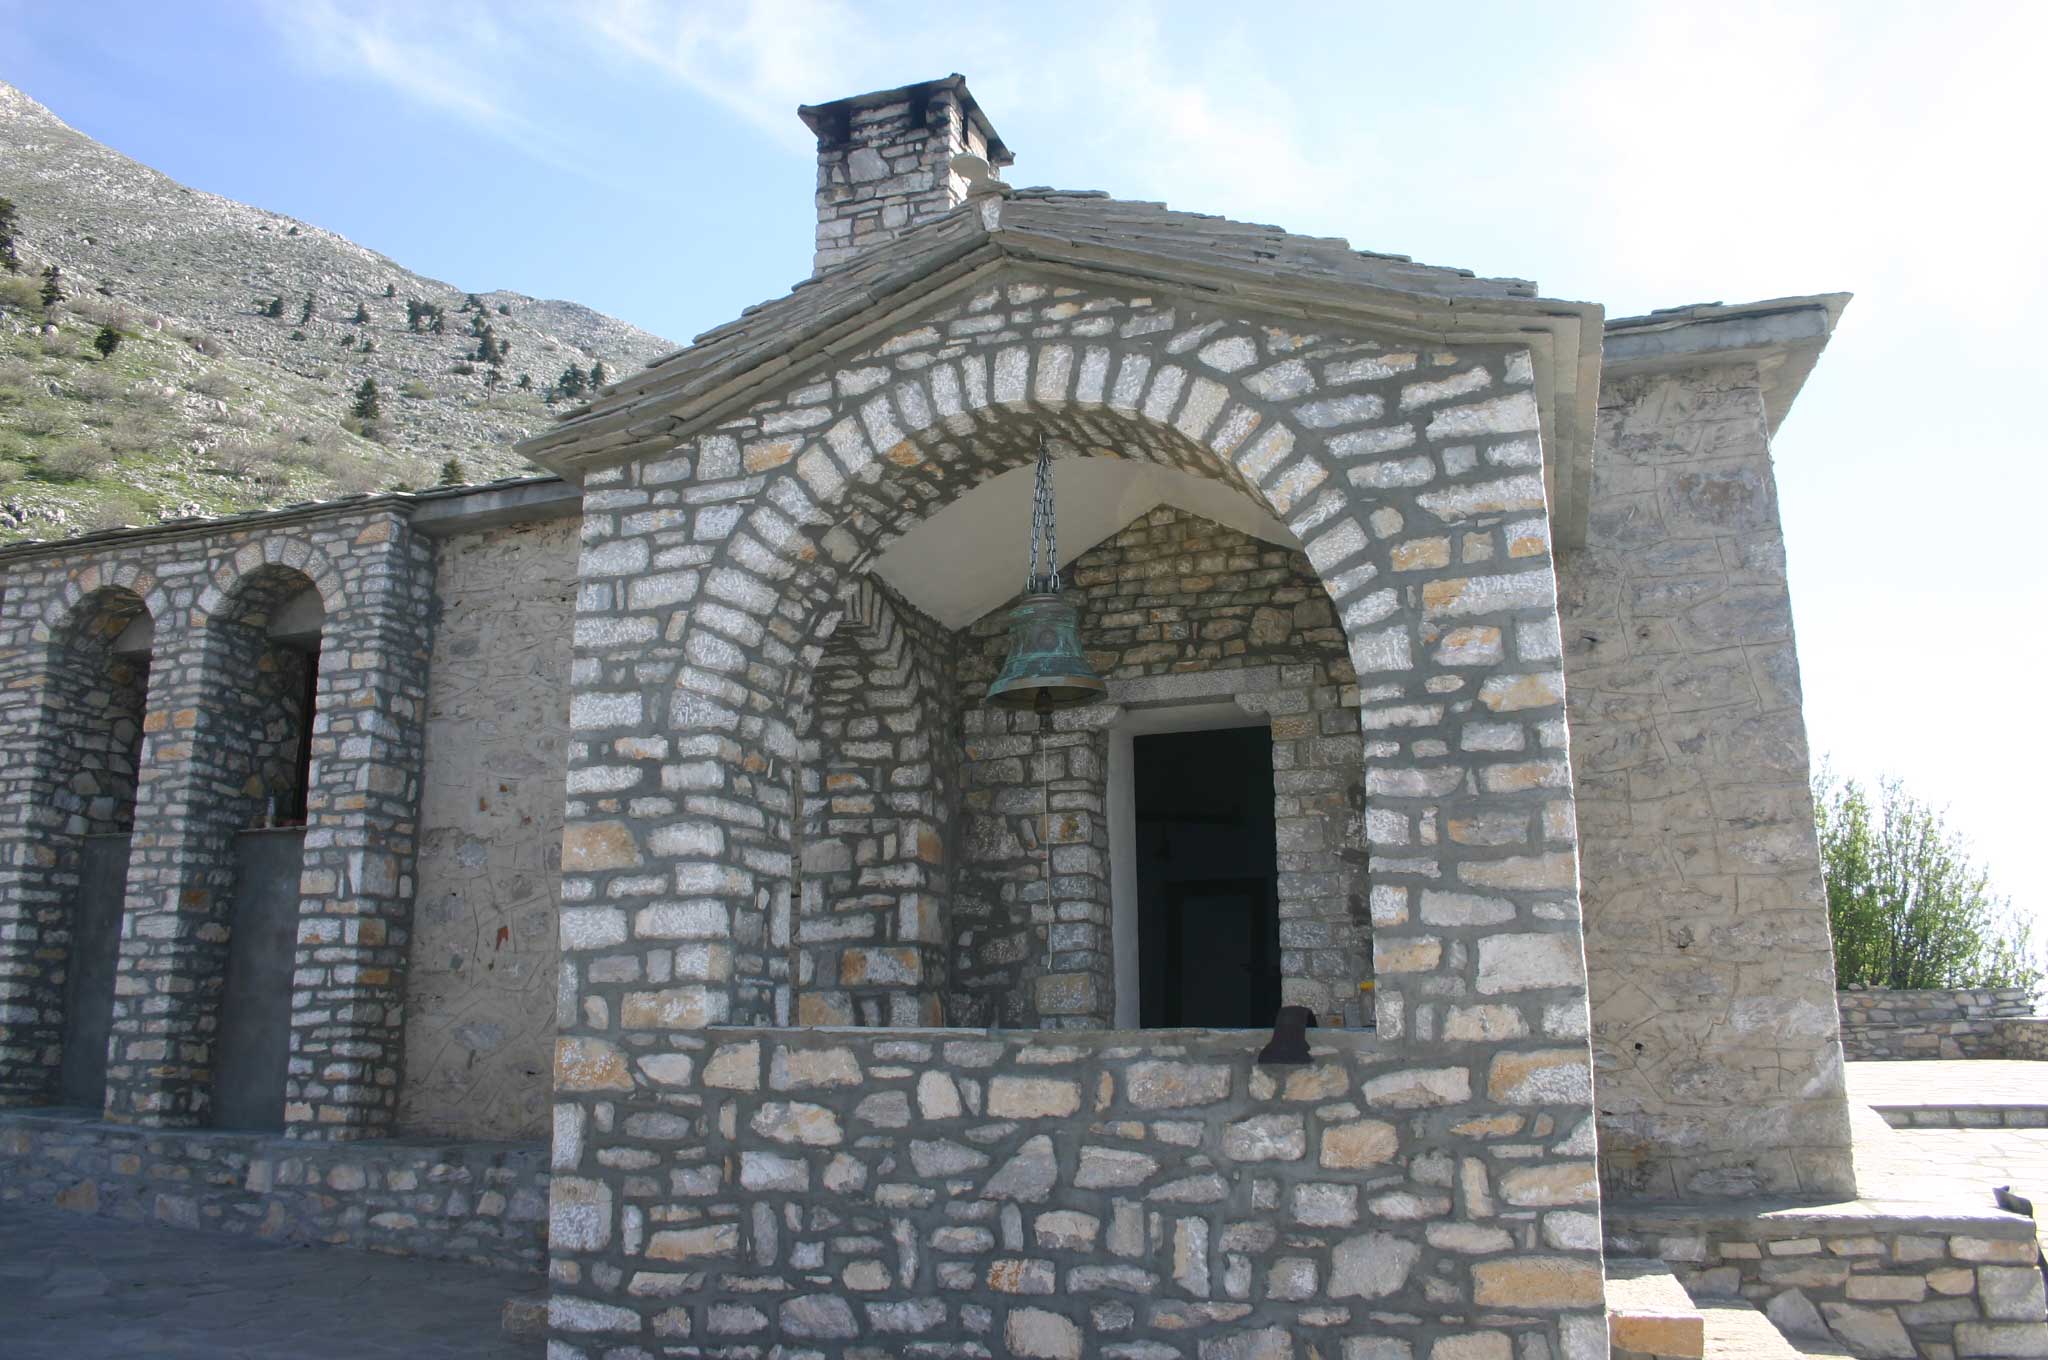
[0,585,151,1096]
[954,503,1368,1024]
[1836,986,2039,1061]
[791,575,958,1027]
[952,709,1113,1027]
[552,273,1606,1355]
[0,1107,547,1273]
[1559,362,1855,1200]
[401,518,578,1141]
[0,508,437,1139]
[548,1026,1606,1358]
[1606,1204,2048,1360]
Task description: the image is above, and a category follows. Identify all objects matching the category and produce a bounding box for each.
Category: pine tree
[300,294,316,324]
[589,361,608,388]
[461,292,481,312]
[439,456,466,486]
[92,325,121,358]
[0,197,19,274]
[260,296,285,318]
[352,302,370,324]
[516,373,533,390]
[40,264,63,310]
[383,283,396,298]
[557,364,587,399]
[352,377,381,421]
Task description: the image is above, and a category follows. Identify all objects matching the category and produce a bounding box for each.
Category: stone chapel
[1,74,1927,1359]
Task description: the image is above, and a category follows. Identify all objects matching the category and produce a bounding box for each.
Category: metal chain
[1026,436,1061,593]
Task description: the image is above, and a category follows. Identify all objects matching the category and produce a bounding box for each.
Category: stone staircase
[1608,1258,1855,1360]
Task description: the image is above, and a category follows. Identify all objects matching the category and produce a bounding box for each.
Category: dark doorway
[59,834,130,1110]
[1134,726,1279,1029]
[210,830,304,1131]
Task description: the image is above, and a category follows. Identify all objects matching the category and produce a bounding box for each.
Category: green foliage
[439,456,466,486]
[351,376,381,422]
[91,325,121,358]
[555,364,587,400]
[383,283,396,298]
[40,264,63,310]
[1815,766,2042,992]
[399,379,433,399]
[257,295,284,319]
[300,294,315,324]
[471,326,510,366]
[404,298,446,333]
[351,302,370,324]
[0,274,40,311]
[589,360,607,388]
[0,197,19,274]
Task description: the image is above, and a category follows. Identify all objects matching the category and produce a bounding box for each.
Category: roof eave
[523,221,1605,547]
[1602,293,1850,435]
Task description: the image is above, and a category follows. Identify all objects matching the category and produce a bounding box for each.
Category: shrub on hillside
[17,406,65,438]
[87,493,150,532]
[92,326,122,359]
[399,379,433,399]
[0,275,40,311]
[42,440,110,481]
[103,415,154,455]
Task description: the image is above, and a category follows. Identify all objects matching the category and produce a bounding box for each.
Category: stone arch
[566,275,1568,1035]
[2,583,158,1108]
[198,536,346,623]
[551,271,1608,1353]
[783,574,957,1027]
[32,560,165,643]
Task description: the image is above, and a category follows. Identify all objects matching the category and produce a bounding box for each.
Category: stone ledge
[0,1107,548,1274]
[1606,1256,1705,1358]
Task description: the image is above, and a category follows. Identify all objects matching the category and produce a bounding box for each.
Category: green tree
[557,364,587,399]
[0,197,20,274]
[1815,767,2041,991]
[352,301,370,324]
[352,377,381,422]
[589,360,607,388]
[41,264,64,310]
[439,456,466,486]
[91,325,121,358]
[300,294,316,324]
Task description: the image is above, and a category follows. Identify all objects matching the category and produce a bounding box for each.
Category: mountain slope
[0,81,675,540]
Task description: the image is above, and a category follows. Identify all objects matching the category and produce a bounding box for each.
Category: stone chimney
[799,74,1013,275]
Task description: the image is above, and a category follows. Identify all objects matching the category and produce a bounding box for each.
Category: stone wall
[1998,1018,2048,1061]
[1836,986,2039,1061]
[548,1026,1606,1358]
[956,505,1364,1026]
[551,275,1606,1354]
[790,575,958,1027]
[0,1107,547,1272]
[0,510,437,1137]
[401,518,578,1141]
[1559,361,1855,1200]
[1606,1203,2048,1360]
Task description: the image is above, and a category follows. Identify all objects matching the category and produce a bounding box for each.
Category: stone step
[1606,1256,1705,1359]
[1692,1297,1854,1359]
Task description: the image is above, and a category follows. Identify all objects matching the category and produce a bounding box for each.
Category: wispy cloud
[254,0,630,187]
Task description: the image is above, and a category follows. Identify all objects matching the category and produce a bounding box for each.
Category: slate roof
[517,189,1606,543]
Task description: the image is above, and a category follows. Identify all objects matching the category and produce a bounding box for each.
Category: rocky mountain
[0,81,676,540]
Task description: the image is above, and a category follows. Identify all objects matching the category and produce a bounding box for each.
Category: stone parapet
[1837,988,2041,1061]
[0,1107,546,1272]
[1606,1201,2048,1360]
[547,1025,1605,1357]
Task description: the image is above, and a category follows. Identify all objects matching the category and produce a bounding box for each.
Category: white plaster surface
[398,519,577,1140]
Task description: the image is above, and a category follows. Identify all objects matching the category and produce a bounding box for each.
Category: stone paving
[0,1204,537,1359]
[1847,1059,2048,1111]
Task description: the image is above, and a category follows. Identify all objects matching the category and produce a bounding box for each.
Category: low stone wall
[0,1108,547,1273]
[548,1025,1608,1357]
[1837,988,2039,1061]
[1999,1018,2048,1062]
[1607,1202,2048,1360]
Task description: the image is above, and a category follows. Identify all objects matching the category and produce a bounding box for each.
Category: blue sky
[8,1,2045,945]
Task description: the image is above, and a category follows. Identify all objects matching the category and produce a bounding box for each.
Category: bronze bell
[985,438,1107,715]
[985,591,1107,712]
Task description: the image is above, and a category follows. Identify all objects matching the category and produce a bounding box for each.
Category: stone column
[284,514,436,1138]
[0,571,156,1104]
[952,706,1113,1028]
[101,597,281,1123]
